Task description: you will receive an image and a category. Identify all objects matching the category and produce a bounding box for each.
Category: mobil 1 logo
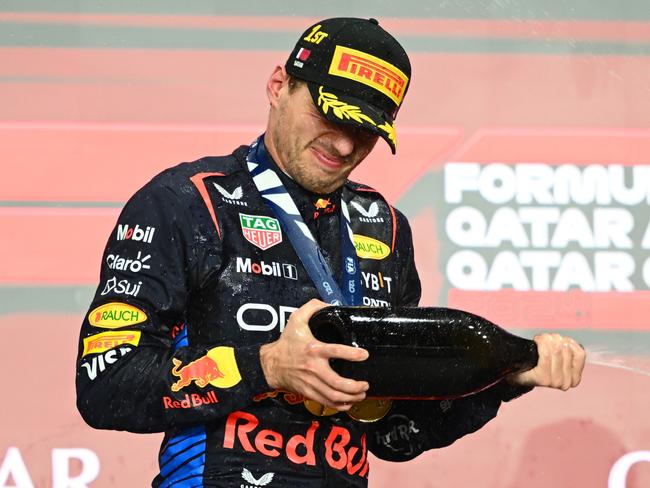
[236,257,298,280]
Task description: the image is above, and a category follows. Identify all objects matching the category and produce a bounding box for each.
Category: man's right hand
[259,299,369,411]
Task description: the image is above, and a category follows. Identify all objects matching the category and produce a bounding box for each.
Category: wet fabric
[76,144,528,487]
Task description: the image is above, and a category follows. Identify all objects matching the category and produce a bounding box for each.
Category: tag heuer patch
[239,213,282,250]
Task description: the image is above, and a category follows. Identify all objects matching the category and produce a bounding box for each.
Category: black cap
[285,17,411,154]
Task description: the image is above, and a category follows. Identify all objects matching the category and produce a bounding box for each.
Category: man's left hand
[507,334,586,390]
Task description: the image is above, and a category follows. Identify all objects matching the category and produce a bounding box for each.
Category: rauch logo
[88,302,147,329]
[353,234,390,260]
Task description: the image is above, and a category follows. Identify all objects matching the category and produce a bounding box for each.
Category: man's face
[268,79,379,195]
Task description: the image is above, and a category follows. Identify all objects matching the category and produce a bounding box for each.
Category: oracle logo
[236,303,298,332]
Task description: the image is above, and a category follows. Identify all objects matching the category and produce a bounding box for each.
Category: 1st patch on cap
[303,24,329,44]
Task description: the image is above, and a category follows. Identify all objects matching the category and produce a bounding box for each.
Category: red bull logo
[315,198,331,210]
[253,389,305,405]
[313,198,336,219]
[224,410,369,477]
[171,356,224,391]
[170,346,242,392]
[163,392,218,409]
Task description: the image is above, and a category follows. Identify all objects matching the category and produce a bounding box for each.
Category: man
[76,17,585,487]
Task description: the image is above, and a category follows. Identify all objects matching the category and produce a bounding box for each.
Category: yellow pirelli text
[329,46,409,105]
[82,330,141,357]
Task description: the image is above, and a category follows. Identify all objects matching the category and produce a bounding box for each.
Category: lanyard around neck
[246,136,362,306]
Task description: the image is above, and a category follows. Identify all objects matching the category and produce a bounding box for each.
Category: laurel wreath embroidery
[317,86,377,126]
[377,120,397,148]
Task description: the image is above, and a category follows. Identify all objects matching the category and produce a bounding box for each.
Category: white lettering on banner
[0,447,100,488]
[443,163,650,292]
[642,219,650,249]
[236,303,298,332]
[644,257,650,288]
[81,346,133,380]
[52,448,100,488]
[116,224,155,243]
[106,251,151,273]
[445,163,650,205]
[445,206,634,249]
[608,451,650,488]
[0,447,34,488]
[446,250,635,292]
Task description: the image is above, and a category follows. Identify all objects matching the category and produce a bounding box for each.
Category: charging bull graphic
[170,346,243,392]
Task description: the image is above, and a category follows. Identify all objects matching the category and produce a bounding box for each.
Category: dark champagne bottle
[309,306,538,399]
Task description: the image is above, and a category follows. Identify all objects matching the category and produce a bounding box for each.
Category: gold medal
[346,399,393,422]
[303,399,338,417]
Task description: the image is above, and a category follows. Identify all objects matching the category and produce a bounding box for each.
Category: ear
[266,65,288,108]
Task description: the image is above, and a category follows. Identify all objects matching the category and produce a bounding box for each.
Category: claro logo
[236,303,298,332]
[106,251,151,273]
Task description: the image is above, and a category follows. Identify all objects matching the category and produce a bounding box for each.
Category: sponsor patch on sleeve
[88,302,147,329]
[82,330,142,357]
[171,346,242,392]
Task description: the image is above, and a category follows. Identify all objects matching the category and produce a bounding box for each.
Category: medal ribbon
[246,136,362,306]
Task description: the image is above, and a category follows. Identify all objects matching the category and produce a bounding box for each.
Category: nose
[329,126,355,157]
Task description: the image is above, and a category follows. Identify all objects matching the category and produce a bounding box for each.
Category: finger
[317,365,370,395]
[316,342,369,362]
[533,335,552,386]
[296,298,329,322]
[571,342,586,387]
[304,378,368,408]
[299,351,369,395]
[561,341,573,391]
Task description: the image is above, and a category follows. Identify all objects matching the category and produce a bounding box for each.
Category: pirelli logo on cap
[328,45,409,105]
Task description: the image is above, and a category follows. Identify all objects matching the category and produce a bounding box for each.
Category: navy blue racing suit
[76,144,529,487]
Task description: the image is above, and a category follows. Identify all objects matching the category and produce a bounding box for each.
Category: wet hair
[287,75,306,94]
